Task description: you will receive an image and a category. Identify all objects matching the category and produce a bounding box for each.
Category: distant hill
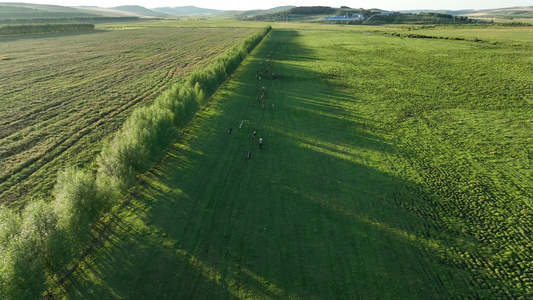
[399,9,474,15]
[151,6,224,16]
[233,6,296,17]
[73,6,149,17]
[0,3,166,19]
[241,5,533,24]
[0,3,295,20]
[0,3,101,19]
[1,2,89,13]
[245,6,380,22]
[112,5,167,17]
[244,6,479,24]
[400,6,533,18]
[462,6,533,18]
[3,3,530,23]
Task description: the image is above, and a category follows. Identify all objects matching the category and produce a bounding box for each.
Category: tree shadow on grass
[59,29,519,299]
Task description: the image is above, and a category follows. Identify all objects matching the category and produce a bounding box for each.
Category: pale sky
[2,0,532,11]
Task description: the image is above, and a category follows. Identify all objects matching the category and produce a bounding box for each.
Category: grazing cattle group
[227,48,279,158]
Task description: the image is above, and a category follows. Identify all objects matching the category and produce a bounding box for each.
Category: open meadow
[0,26,258,208]
[52,23,533,299]
[389,25,533,47]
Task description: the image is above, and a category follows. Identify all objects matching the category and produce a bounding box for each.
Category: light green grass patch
[56,24,533,299]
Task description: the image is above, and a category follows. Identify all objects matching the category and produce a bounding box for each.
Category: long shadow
[143,30,453,298]
[271,30,528,298]
[59,29,523,299]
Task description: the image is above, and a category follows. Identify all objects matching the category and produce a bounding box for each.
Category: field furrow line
[0,58,175,137]
[0,66,179,204]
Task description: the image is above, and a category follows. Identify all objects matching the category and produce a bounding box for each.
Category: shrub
[0,201,57,300]
[97,105,176,191]
[97,132,139,192]
[20,200,58,258]
[154,87,186,126]
[123,107,174,171]
[54,168,99,253]
[0,234,46,300]
[0,206,21,248]
[19,200,68,277]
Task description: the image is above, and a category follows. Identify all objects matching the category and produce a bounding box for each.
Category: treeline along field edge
[0,25,271,299]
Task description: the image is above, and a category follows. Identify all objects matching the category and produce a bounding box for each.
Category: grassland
[462,6,533,19]
[96,18,274,30]
[0,26,258,208]
[392,25,533,46]
[53,24,532,299]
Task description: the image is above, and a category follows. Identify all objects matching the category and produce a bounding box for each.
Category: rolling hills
[401,6,533,18]
[111,5,167,17]
[151,6,223,16]
[0,3,296,19]
[1,3,532,20]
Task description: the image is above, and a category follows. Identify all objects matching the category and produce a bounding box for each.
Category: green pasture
[490,18,533,24]
[57,25,532,298]
[397,25,533,46]
[0,27,257,208]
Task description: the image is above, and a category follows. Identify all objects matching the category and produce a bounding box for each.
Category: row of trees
[0,23,94,35]
[387,32,504,45]
[335,8,378,17]
[289,6,336,15]
[0,17,139,25]
[0,25,271,299]
[323,20,364,25]
[369,13,473,25]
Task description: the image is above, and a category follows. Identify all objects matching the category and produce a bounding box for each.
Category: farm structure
[323,15,363,21]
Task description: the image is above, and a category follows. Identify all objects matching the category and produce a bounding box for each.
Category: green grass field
[0,27,257,208]
[396,25,533,46]
[54,25,533,299]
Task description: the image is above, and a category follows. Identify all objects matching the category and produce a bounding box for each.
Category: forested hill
[401,6,533,19]
[2,3,531,21]
[112,5,167,17]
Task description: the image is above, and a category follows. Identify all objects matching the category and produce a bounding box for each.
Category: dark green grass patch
[301,28,533,297]
[56,30,446,299]
[57,26,532,299]
[0,24,95,36]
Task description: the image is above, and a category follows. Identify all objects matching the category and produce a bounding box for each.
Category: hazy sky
[3,0,532,11]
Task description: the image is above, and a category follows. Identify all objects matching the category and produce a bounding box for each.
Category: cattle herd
[229,48,279,158]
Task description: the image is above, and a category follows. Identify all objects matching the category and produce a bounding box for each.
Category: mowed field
[0,27,258,208]
[56,26,533,299]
